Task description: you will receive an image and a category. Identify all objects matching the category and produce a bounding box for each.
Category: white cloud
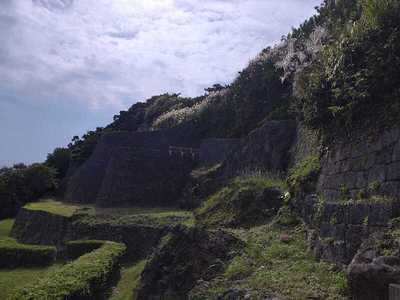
[0,0,321,110]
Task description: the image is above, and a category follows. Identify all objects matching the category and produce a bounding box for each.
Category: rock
[347,233,400,300]
[134,226,243,300]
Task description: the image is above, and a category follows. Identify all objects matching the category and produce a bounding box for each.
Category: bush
[0,238,56,268]
[10,241,126,300]
[195,174,286,228]
[65,240,105,260]
[287,155,321,197]
[0,164,57,219]
[294,0,400,138]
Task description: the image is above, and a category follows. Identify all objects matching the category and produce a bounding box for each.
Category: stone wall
[65,125,202,206]
[222,120,297,177]
[296,195,399,265]
[318,127,400,201]
[199,138,241,166]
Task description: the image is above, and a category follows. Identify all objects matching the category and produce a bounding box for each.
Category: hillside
[1,0,400,299]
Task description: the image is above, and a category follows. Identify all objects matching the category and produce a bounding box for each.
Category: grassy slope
[110,260,147,300]
[191,223,347,300]
[0,219,61,299]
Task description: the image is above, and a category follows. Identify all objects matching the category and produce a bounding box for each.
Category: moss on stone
[23,200,85,217]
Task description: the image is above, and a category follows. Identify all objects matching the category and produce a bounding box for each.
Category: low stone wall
[296,195,399,265]
[11,208,73,247]
[318,127,400,201]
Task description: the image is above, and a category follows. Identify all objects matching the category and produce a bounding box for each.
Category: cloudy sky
[0,0,321,167]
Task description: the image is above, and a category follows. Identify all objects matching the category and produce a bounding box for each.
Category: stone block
[386,162,400,181]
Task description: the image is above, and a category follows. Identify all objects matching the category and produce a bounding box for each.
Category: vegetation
[0,219,14,237]
[195,174,287,228]
[0,164,57,219]
[23,200,84,217]
[294,0,400,139]
[0,237,56,268]
[0,264,62,300]
[10,241,126,300]
[45,148,71,180]
[110,260,147,300]
[287,155,321,196]
[194,223,347,300]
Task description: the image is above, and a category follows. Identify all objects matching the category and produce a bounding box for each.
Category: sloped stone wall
[318,127,400,201]
[296,195,399,265]
[199,138,240,166]
[65,125,202,206]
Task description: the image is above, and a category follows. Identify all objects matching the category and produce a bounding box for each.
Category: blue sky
[0,0,321,167]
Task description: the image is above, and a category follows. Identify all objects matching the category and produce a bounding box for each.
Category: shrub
[287,155,321,196]
[195,174,286,228]
[0,238,56,268]
[64,240,106,260]
[10,241,126,300]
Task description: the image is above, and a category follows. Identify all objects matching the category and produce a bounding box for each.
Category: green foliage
[0,219,14,237]
[0,164,57,219]
[210,225,347,299]
[110,260,147,300]
[288,155,321,196]
[45,148,71,180]
[0,264,62,300]
[23,200,83,217]
[0,237,56,268]
[295,0,400,138]
[10,241,126,300]
[195,174,286,228]
[68,127,103,165]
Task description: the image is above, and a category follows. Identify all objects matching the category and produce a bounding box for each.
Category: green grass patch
[195,174,286,228]
[110,260,147,300]
[288,155,320,195]
[0,238,56,268]
[10,241,126,300]
[79,210,194,228]
[0,219,14,237]
[23,200,83,217]
[216,224,347,299]
[0,263,62,300]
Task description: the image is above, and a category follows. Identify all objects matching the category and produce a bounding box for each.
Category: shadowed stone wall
[318,127,400,201]
[199,138,241,166]
[65,125,203,206]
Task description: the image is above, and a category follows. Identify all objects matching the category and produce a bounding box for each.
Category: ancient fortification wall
[199,138,241,166]
[318,127,400,201]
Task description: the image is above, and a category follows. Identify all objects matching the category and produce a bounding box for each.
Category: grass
[23,199,85,217]
[195,174,287,228]
[10,241,126,300]
[0,219,14,237]
[0,264,62,300]
[192,213,347,299]
[110,260,147,300]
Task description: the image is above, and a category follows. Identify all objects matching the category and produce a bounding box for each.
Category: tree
[46,148,71,179]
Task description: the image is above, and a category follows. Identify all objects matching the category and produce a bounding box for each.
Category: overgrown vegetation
[0,164,57,219]
[287,155,321,196]
[110,260,147,300]
[10,241,126,300]
[193,222,347,299]
[65,240,106,260]
[195,174,287,228]
[294,0,400,139]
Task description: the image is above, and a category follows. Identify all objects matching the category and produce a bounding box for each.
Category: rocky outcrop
[134,226,242,300]
[347,232,400,300]
[222,120,297,177]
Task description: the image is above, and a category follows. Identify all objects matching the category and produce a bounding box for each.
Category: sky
[0,0,321,167]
